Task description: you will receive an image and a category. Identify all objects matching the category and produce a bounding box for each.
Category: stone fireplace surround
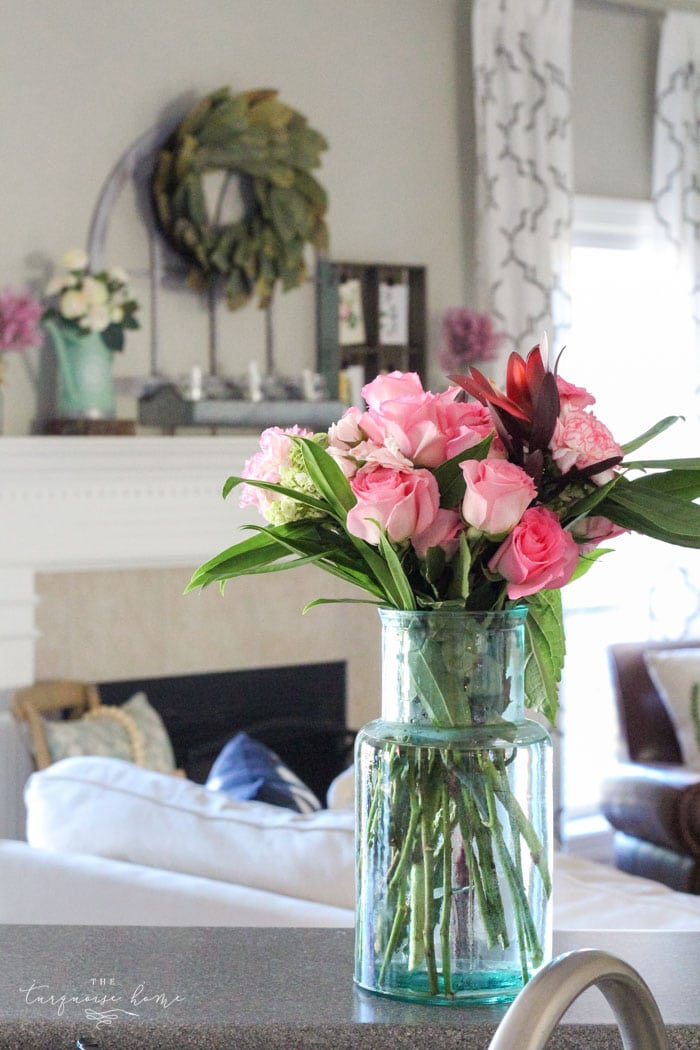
[0,435,262,697]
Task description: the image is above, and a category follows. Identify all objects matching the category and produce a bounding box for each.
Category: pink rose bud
[346,465,439,546]
[412,508,463,560]
[460,459,536,537]
[571,515,627,554]
[488,506,579,600]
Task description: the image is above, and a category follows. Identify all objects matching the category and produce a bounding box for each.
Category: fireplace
[0,435,260,695]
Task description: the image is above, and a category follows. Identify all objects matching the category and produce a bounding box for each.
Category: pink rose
[550,404,623,485]
[488,506,579,600]
[346,465,439,545]
[571,515,627,554]
[412,508,463,560]
[239,425,311,513]
[361,370,426,410]
[359,385,494,469]
[460,459,535,537]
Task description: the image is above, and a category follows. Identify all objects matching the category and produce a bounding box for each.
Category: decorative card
[379,282,409,345]
[338,279,366,346]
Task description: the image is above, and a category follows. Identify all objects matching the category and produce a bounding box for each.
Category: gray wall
[0,0,468,433]
[2,0,676,724]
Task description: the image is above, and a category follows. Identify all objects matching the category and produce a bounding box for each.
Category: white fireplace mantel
[0,435,261,688]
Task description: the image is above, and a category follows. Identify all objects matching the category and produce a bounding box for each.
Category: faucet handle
[488,948,669,1050]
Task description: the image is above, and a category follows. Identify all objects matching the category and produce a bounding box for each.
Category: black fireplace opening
[96,662,354,803]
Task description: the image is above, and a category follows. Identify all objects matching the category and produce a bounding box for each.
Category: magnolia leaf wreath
[152,86,329,310]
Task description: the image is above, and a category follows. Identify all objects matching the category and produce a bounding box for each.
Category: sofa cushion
[42,692,176,774]
[206,732,322,813]
[326,764,354,811]
[644,649,700,768]
[25,756,354,909]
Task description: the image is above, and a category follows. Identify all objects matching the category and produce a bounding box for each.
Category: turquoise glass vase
[354,607,552,1005]
[44,319,116,419]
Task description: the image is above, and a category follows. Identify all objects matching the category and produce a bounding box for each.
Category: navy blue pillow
[205,732,322,813]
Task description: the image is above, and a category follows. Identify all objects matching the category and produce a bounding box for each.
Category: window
[561,196,700,821]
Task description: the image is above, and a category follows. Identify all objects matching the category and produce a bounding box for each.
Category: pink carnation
[327,406,364,448]
[239,425,311,513]
[550,404,623,485]
[0,288,43,353]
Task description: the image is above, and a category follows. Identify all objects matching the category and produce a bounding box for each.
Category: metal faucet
[489,949,669,1050]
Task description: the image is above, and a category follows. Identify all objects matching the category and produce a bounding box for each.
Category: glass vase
[44,319,116,419]
[354,607,552,1006]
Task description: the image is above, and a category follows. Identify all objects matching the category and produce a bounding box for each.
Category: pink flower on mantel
[0,288,43,353]
[438,308,504,373]
[460,459,536,538]
[239,425,312,513]
[550,404,623,485]
[488,506,579,600]
[346,464,439,546]
[359,371,494,469]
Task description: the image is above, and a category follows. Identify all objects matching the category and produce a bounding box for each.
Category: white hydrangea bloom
[62,248,88,271]
[82,275,108,306]
[60,289,87,320]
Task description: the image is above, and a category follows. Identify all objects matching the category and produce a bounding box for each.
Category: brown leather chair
[601,639,700,893]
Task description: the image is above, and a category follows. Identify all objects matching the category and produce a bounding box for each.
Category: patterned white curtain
[472,0,573,378]
[653,12,700,376]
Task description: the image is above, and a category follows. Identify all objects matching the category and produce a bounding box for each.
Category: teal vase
[44,319,116,419]
[354,607,553,1005]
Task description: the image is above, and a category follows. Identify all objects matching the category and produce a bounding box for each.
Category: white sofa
[5,745,700,931]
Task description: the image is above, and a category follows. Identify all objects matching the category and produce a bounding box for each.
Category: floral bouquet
[43,249,140,351]
[190,342,700,720]
[188,340,700,999]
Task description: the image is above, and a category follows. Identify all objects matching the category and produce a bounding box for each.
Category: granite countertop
[0,926,699,1049]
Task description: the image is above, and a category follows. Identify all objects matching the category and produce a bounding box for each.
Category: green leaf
[185,525,308,591]
[100,325,123,351]
[568,547,612,582]
[446,531,472,600]
[376,530,416,610]
[621,415,683,454]
[248,523,388,599]
[521,590,565,723]
[434,435,493,509]
[560,476,618,526]
[221,473,329,516]
[302,596,383,613]
[294,437,356,518]
[598,483,700,547]
[624,467,700,501]
[625,457,700,471]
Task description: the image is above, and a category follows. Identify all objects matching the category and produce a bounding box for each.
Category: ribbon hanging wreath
[152,86,329,310]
